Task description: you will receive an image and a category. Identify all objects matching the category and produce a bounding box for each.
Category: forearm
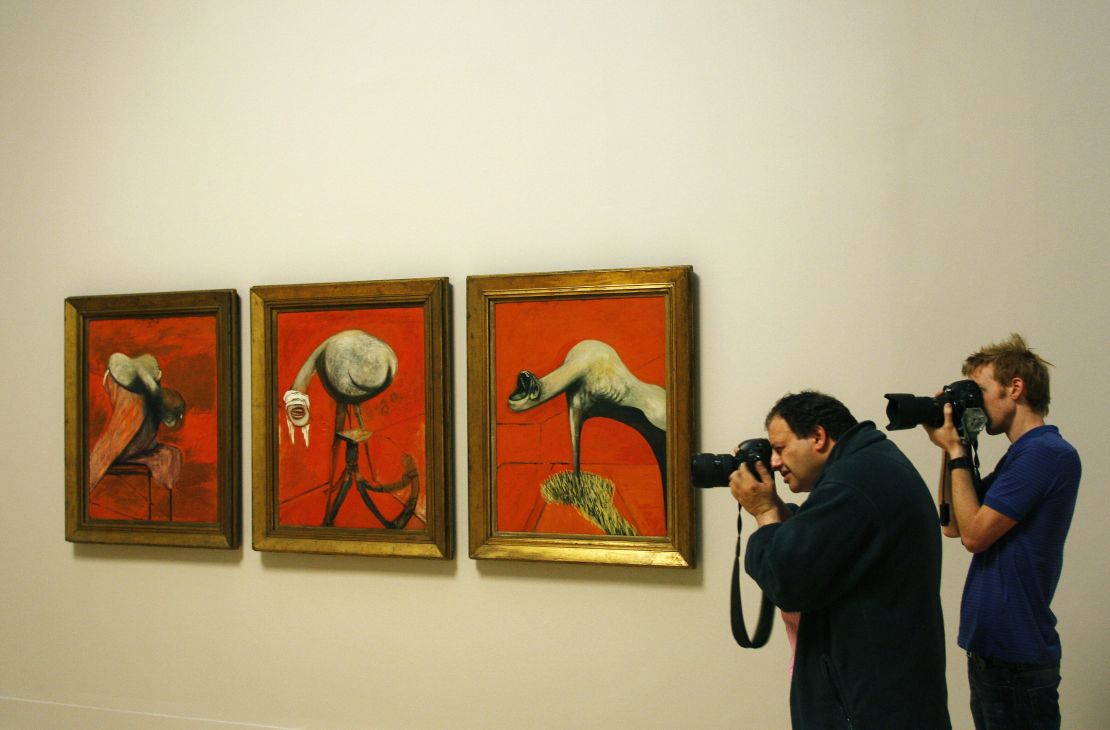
[941,443,981,536]
[947,465,980,541]
[745,487,876,612]
[925,404,1015,551]
[945,447,1014,553]
[937,454,961,538]
[941,472,961,538]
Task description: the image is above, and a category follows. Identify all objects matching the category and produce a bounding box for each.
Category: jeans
[967,652,1061,730]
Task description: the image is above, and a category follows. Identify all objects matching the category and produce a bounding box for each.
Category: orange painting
[85,315,219,523]
[494,295,667,537]
[274,306,426,530]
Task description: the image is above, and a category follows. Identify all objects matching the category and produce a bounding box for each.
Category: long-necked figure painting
[251,278,453,559]
[467,266,693,568]
[496,299,668,537]
[274,311,425,531]
[65,290,240,548]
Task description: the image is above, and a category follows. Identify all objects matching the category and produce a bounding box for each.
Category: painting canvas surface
[85,315,219,523]
[274,306,427,530]
[493,295,667,537]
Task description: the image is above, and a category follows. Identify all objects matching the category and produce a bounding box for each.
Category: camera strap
[959,434,984,487]
[967,437,984,495]
[938,438,985,525]
[731,506,775,649]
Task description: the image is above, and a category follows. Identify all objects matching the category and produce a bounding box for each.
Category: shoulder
[1015,425,1074,451]
[986,427,1080,516]
[829,429,921,486]
[819,433,933,523]
[1008,426,1081,472]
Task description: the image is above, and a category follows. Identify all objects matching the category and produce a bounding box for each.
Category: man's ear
[1008,377,1026,403]
[811,425,833,453]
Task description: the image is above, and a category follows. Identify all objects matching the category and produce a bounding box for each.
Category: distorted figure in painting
[508,339,667,534]
[509,339,667,478]
[282,329,397,446]
[88,353,187,505]
[281,329,419,528]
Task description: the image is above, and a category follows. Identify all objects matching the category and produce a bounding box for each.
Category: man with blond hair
[924,334,1080,730]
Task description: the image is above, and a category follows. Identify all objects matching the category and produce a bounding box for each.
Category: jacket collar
[822,420,883,472]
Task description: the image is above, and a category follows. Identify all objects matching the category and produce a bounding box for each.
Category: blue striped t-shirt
[958,425,1081,664]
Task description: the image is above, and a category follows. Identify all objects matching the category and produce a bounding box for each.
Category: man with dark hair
[731,390,950,729]
[924,334,1080,730]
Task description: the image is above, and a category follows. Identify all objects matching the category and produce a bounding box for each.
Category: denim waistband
[966,651,1053,672]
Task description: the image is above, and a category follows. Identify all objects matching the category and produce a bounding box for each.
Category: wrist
[754,509,783,528]
[947,455,973,473]
[751,498,786,527]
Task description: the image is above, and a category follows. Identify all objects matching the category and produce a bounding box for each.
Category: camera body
[884,379,987,440]
[691,438,773,488]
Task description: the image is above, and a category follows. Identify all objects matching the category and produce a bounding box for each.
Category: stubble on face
[969,364,1011,436]
[767,416,819,493]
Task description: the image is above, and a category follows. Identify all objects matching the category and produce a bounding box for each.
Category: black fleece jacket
[746,421,951,730]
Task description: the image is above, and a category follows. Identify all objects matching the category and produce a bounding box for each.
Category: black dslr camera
[691,438,772,488]
[883,379,987,442]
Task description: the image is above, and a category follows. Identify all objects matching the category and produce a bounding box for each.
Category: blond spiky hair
[962,333,1053,415]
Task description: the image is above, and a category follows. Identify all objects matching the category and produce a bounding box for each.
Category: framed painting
[64,289,240,548]
[250,278,452,558]
[467,266,694,567]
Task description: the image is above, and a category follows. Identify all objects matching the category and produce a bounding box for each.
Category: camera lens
[691,453,739,488]
[883,393,943,430]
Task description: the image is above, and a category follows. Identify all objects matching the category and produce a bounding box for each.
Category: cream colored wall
[2,2,1108,728]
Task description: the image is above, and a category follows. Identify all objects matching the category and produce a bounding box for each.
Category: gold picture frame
[64,289,241,548]
[467,266,694,567]
[251,278,453,558]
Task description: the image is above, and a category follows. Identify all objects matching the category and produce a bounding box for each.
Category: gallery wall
[2,2,1108,728]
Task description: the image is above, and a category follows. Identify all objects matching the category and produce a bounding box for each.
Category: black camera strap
[968,437,984,496]
[960,434,984,492]
[731,506,775,648]
[939,437,984,526]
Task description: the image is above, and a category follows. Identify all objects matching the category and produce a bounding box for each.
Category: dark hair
[963,333,1052,415]
[765,391,858,441]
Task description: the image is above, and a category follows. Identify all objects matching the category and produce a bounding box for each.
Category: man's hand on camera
[923,401,966,459]
[730,461,786,527]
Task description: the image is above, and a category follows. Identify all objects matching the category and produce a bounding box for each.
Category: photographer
[730,391,950,730]
[922,335,1080,730]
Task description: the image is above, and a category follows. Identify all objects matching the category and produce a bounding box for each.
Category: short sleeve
[982,442,1058,522]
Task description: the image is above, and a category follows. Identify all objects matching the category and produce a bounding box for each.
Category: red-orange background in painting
[494,295,667,537]
[86,315,218,522]
[275,306,426,529]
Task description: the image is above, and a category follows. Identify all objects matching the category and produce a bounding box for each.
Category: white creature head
[283,389,311,446]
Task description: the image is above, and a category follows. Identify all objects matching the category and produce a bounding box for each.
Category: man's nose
[771,453,783,470]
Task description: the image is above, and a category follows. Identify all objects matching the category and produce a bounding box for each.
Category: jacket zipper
[822,655,855,728]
